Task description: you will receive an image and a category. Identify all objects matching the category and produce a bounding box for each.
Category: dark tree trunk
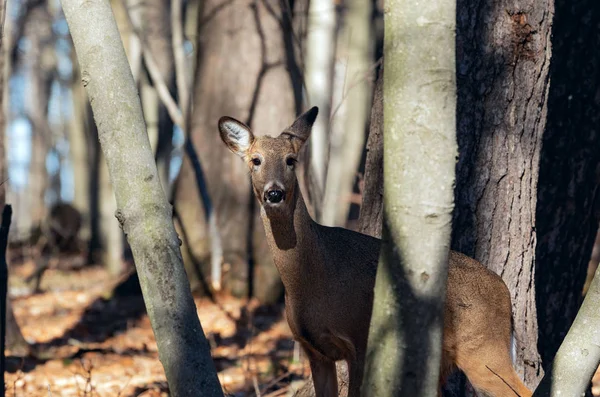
[451,0,553,387]
[358,66,383,239]
[534,0,600,370]
[173,0,300,302]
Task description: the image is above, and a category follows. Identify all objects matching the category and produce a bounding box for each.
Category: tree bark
[60,0,222,394]
[362,0,457,395]
[322,0,373,228]
[451,0,553,387]
[532,263,600,396]
[357,67,383,239]
[173,0,296,302]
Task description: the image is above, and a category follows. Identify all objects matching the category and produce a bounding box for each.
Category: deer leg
[307,353,338,397]
[347,350,365,397]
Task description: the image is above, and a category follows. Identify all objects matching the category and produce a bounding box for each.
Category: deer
[219,107,532,397]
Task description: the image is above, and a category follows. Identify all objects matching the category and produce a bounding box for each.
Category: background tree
[0,0,29,359]
[172,0,301,302]
[361,0,457,395]
[60,0,222,393]
[303,0,336,217]
[321,0,374,228]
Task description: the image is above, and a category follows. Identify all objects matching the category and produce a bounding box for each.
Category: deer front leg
[307,351,338,397]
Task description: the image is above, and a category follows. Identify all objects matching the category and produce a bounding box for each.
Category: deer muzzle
[263,184,286,204]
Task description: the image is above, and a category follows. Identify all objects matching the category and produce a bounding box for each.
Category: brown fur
[219,107,532,397]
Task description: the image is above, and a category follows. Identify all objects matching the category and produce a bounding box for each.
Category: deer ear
[219,117,255,157]
[280,107,318,149]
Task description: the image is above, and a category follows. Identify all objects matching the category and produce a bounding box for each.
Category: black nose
[265,189,285,203]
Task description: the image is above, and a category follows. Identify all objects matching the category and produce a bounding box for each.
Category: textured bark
[322,0,373,227]
[534,0,600,372]
[362,0,457,394]
[60,0,222,393]
[451,0,553,387]
[357,67,383,239]
[173,0,296,302]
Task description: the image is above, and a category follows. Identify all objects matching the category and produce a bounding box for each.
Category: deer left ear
[219,117,255,158]
[280,107,318,150]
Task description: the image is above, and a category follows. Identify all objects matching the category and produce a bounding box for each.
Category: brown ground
[4,260,310,397]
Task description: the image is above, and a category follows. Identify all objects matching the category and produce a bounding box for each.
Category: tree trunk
[173,0,297,302]
[99,155,124,275]
[322,0,373,228]
[532,262,600,396]
[24,2,54,233]
[60,0,222,393]
[0,2,30,358]
[533,0,600,373]
[303,0,336,214]
[451,0,553,387]
[362,0,457,395]
[69,57,94,243]
[130,0,175,194]
[357,66,383,239]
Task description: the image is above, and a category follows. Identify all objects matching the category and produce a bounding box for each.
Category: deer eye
[252,158,261,166]
[286,157,297,167]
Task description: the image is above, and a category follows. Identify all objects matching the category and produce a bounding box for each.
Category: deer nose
[265,189,285,203]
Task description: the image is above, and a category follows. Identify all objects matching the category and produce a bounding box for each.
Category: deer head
[218,107,318,213]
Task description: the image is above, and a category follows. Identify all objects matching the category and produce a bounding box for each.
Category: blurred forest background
[1,0,600,395]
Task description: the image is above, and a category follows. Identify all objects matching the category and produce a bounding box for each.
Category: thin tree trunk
[69,59,92,242]
[128,0,175,194]
[452,0,553,387]
[532,262,600,396]
[362,0,457,394]
[60,0,222,393]
[99,155,123,275]
[24,2,53,232]
[0,2,29,360]
[322,0,373,227]
[303,0,336,215]
[357,66,383,239]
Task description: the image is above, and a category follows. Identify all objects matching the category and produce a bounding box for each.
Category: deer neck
[259,181,320,291]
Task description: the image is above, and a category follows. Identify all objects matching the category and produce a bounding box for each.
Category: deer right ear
[219,117,255,157]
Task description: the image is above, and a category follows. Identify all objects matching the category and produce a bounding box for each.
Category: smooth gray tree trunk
[361,0,457,395]
[60,0,222,394]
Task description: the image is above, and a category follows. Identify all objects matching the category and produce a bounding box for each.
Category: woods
[1,0,600,396]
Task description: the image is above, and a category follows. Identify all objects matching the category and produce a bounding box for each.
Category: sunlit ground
[5,257,309,397]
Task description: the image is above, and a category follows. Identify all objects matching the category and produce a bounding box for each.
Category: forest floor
[4,258,310,397]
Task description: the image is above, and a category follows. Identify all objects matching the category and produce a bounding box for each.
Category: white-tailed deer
[219,107,532,397]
